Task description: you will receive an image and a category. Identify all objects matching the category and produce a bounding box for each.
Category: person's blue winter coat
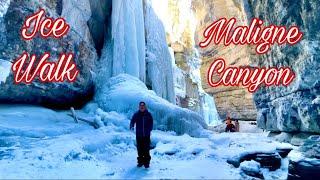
[130,110,153,137]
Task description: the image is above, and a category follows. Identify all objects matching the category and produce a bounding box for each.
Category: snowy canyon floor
[0,105,292,179]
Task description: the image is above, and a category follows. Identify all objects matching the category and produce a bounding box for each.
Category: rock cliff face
[192,0,257,120]
[0,0,97,108]
[251,0,320,133]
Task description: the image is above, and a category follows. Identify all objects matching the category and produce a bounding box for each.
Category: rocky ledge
[288,135,320,179]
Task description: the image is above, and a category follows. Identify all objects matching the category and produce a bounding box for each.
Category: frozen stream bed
[0,105,292,179]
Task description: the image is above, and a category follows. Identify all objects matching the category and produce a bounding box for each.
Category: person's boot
[144,155,151,168]
[144,163,149,168]
[137,156,143,167]
[144,160,150,168]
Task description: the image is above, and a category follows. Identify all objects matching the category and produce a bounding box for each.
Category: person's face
[139,103,146,112]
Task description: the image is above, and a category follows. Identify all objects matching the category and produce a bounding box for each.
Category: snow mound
[95,74,207,137]
[0,105,91,138]
[240,160,261,173]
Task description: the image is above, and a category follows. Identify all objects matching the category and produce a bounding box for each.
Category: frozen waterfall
[201,93,221,126]
[97,0,175,104]
[95,0,220,132]
[109,0,146,81]
[190,50,221,126]
[144,2,176,104]
[184,52,221,126]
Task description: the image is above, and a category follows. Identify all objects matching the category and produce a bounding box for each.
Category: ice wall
[147,0,221,125]
[144,1,176,104]
[97,0,176,104]
[102,0,146,81]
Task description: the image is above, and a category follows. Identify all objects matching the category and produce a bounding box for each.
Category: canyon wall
[4,0,317,134]
[0,0,97,108]
[193,0,319,133]
[149,0,220,125]
[192,0,257,120]
[251,0,320,133]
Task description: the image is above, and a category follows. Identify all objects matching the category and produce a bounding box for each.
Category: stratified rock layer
[193,0,257,120]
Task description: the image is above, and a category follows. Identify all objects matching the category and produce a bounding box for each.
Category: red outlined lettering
[199,18,303,54]
[12,52,79,84]
[21,9,70,40]
[207,58,296,93]
[13,9,77,85]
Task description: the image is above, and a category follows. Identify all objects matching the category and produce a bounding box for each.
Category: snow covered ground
[0,105,292,179]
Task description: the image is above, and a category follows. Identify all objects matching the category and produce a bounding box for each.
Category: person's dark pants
[225,125,235,132]
[136,136,151,165]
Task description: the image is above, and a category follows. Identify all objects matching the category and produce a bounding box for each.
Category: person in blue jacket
[130,101,154,168]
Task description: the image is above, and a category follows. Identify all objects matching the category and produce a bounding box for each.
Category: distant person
[235,119,240,132]
[225,116,235,132]
[130,101,154,168]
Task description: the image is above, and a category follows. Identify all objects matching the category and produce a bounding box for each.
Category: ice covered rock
[0,0,10,18]
[252,0,320,133]
[297,135,320,159]
[288,135,320,179]
[268,132,294,143]
[87,0,112,55]
[227,152,282,171]
[61,0,92,43]
[93,115,104,128]
[0,0,97,108]
[240,160,263,179]
[290,133,314,146]
[94,74,207,137]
